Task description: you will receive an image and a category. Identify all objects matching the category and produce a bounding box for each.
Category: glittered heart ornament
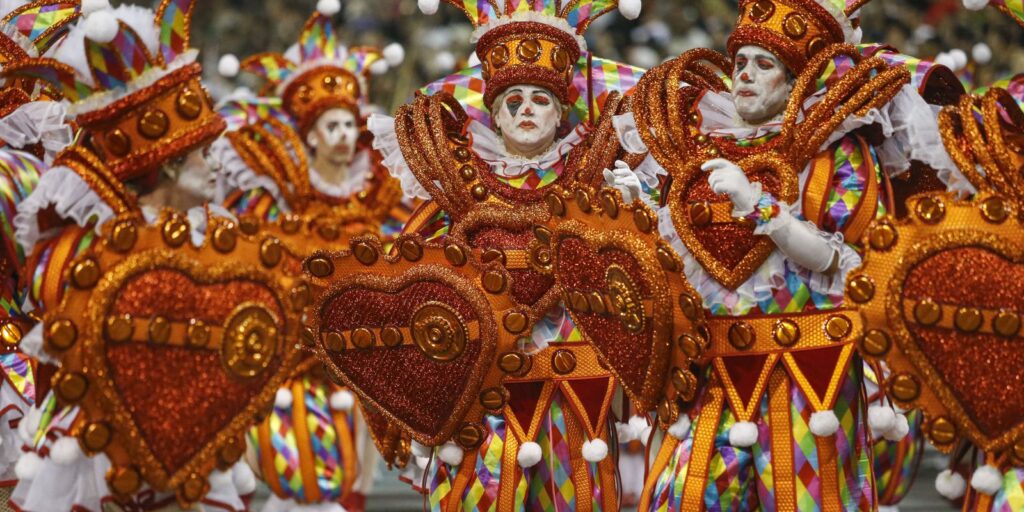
[308,236,520,448]
[45,213,304,506]
[849,194,1024,461]
[539,186,705,413]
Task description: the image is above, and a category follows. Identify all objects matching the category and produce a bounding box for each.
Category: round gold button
[773,319,800,346]
[728,322,755,350]
[551,349,577,374]
[889,374,920,402]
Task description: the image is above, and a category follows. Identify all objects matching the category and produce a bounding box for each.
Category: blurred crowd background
[176,0,1024,111]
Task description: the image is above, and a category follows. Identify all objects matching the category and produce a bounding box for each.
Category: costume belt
[701,308,861,361]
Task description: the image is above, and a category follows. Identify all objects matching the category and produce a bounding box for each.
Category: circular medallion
[176,88,204,120]
[606,265,645,333]
[221,305,279,378]
[105,129,131,157]
[749,0,775,22]
[411,302,468,362]
[489,44,509,69]
[782,12,808,39]
[517,39,542,63]
[551,46,571,72]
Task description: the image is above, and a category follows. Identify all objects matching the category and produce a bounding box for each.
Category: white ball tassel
[618,0,642,20]
[218,54,240,78]
[418,0,440,15]
[438,442,464,466]
[882,413,910,442]
[970,465,1003,496]
[518,441,543,467]
[316,0,341,16]
[383,43,405,67]
[809,410,840,437]
[581,439,608,462]
[274,388,293,409]
[962,0,991,10]
[667,414,692,440]
[728,421,758,448]
[868,405,896,435]
[329,389,355,412]
[935,469,967,500]
[83,9,119,44]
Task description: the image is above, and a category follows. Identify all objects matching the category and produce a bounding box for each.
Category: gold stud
[980,196,1009,223]
[782,12,807,39]
[109,221,137,251]
[381,327,403,347]
[868,222,897,250]
[587,291,607,315]
[176,88,204,120]
[444,244,467,266]
[0,322,21,347]
[569,291,590,313]
[353,241,378,265]
[913,299,941,326]
[458,423,484,449]
[929,417,957,445]
[551,46,571,72]
[481,248,505,265]
[954,307,982,332]
[149,316,170,344]
[489,44,509,68]
[860,329,892,356]
[546,192,566,216]
[656,244,679,272]
[71,258,100,289]
[105,129,131,157]
[162,216,189,247]
[351,328,375,349]
[517,39,542,62]
[47,319,77,350]
[634,208,654,233]
[806,37,827,57]
[773,319,800,346]
[187,319,210,347]
[533,225,552,245]
[105,315,133,343]
[482,270,506,293]
[81,421,113,452]
[238,216,259,235]
[575,189,592,212]
[324,332,346,353]
[498,352,525,373]
[260,238,283,267]
[551,349,577,374]
[212,225,236,253]
[281,215,301,234]
[846,275,875,303]
[728,322,756,350]
[479,387,505,410]
[679,293,701,321]
[889,374,920,402]
[749,0,775,22]
[459,164,476,180]
[689,202,712,227]
[503,312,528,334]
[179,473,208,503]
[107,466,142,495]
[308,257,334,277]
[454,147,472,162]
[993,310,1020,337]
[471,184,488,200]
[56,371,88,403]
[600,191,620,218]
[824,315,852,340]
[677,334,702,359]
[138,110,169,139]
[915,196,945,224]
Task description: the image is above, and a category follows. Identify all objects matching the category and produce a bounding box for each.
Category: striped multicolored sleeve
[805,134,887,246]
[223,187,284,223]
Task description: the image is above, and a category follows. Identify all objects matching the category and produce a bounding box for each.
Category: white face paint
[492,85,561,159]
[732,45,793,126]
[306,107,359,167]
[139,147,216,211]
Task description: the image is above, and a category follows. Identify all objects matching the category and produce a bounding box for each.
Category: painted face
[306,107,359,167]
[732,45,793,125]
[493,85,561,158]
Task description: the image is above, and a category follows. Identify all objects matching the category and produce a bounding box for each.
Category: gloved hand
[764,210,840,273]
[603,160,643,204]
[702,158,760,217]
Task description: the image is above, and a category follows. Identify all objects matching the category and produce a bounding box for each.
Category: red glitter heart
[107,269,285,473]
[901,246,1024,439]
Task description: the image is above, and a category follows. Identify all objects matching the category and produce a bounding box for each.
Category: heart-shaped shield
[538,185,705,413]
[307,235,521,448]
[849,193,1024,461]
[44,212,304,506]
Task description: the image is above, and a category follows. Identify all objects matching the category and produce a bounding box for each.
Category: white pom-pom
[667,414,692,440]
[517,441,542,468]
[970,465,1003,496]
[615,422,637,443]
[935,469,967,500]
[868,406,896,435]
[418,0,439,15]
[84,10,119,44]
[218,54,240,78]
[274,388,293,409]
[949,49,968,71]
[809,410,840,437]
[728,421,758,447]
[434,51,456,72]
[882,413,910,442]
[14,452,41,480]
[618,0,642,20]
[963,0,990,10]
[582,439,608,462]
[51,436,82,465]
[411,440,432,458]
[232,462,256,495]
[935,52,956,70]
[330,390,355,411]
[369,59,389,75]
[81,0,111,15]
[878,506,899,512]
[383,43,405,67]
[972,43,992,64]
[316,0,341,16]
[438,442,464,466]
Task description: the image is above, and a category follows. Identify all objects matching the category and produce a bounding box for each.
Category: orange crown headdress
[1,0,225,182]
[418,0,642,107]
[235,0,403,136]
[728,0,865,74]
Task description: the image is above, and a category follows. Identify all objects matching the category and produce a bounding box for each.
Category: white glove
[765,210,840,273]
[603,160,643,204]
[702,158,760,217]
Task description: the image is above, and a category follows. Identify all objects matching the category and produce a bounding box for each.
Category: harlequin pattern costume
[208,5,409,511]
[366,0,645,509]
[584,0,971,510]
[0,1,294,510]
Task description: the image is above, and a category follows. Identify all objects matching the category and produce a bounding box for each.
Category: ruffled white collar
[466,120,585,177]
[695,88,826,141]
[308,149,372,199]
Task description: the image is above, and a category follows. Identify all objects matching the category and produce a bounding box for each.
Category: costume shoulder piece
[536,185,705,418]
[42,211,306,506]
[307,234,522,448]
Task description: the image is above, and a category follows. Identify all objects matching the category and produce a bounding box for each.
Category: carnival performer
[208,1,408,510]
[0,0,81,498]
[602,0,965,510]
[366,0,642,509]
[2,1,254,510]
